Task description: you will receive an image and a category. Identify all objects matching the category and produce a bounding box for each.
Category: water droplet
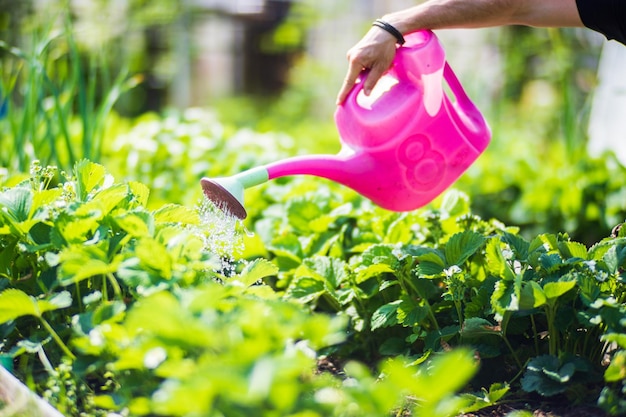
[197,197,247,275]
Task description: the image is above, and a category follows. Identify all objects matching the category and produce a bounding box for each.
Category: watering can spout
[201,152,364,220]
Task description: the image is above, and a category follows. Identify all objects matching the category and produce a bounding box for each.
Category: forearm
[383,0,584,34]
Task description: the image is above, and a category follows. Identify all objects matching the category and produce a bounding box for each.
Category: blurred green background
[2,0,625,244]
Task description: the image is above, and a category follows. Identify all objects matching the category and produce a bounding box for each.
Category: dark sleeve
[576,0,626,45]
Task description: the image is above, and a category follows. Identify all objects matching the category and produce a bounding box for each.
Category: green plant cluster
[0,161,482,417]
[247,179,626,415]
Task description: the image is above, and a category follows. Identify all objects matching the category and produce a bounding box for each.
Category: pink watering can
[201,30,491,219]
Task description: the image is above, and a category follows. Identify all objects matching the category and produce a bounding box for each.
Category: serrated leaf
[558,240,588,260]
[543,280,577,300]
[522,355,572,397]
[491,278,521,315]
[114,210,153,237]
[129,181,150,206]
[286,199,323,233]
[461,317,501,338]
[502,232,530,261]
[485,238,515,281]
[371,300,402,330]
[74,160,107,201]
[416,249,445,276]
[285,276,325,304]
[268,233,303,263]
[445,231,486,267]
[236,259,278,287]
[355,263,394,283]
[154,204,200,225]
[360,244,398,267]
[37,291,73,314]
[299,256,349,288]
[76,183,129,218]
[134,237,172,279]
[397,299,429,327]
[519,281,547,309]
[0,187,32,223]
[539,253,563,272]
[58,243,120,285]
[0,289,38,322]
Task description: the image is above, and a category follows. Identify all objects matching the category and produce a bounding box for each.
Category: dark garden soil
[316,357,609,417]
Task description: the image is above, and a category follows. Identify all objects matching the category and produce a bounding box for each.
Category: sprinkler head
[200,177,247,220]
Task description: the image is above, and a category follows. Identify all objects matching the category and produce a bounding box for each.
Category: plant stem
[530,314,539,356]
[39,317,76,360]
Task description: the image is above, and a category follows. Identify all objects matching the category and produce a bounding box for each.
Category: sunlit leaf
[371,300,401,330]
[58,243,120,285]
[0,187,32,223]
[299,256,349,288]
[236,258,278,287]
[445,231,486,267]
[519,281,547,309]
[286,277,325,304]
[154,204,200,225]
[416,249,445,276]
[74,160,107,201]
[543,280,577,300]
[0,289,38,322]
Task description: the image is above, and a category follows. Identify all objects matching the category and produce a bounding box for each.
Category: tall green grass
[0,15,139,173]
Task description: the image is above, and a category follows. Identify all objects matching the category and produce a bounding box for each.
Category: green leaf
[371,300,402,330]
[397,298,429,327]
[113,210,153,237]
[76,183,129,218]
[129,181,150,206]
[0,289,39,322]
[543,280,577,300]
[519,281,547,309]
[37,291,72,314]
[460,382,510,413]
[74,160,107,201]
[58,243,120,285]
[355,263,394,284]
[154,204,200,225]
[236,258,278,287]
[299,256,349,289]
[416,249,445,276]
[491,277,521,315]
[0,289,72,323]
[460,317,501,338]
[485,238,515,281]
[286,199,323,233]
[604,350,626,383]
[521,355,575,396]
[558,240,588,260]
[285,276,325,304]
[0,187,33,223]
[134,237,173,279]
[445,231,486,267]
[502,232,530,261]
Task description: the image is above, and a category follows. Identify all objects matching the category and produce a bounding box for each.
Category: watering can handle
[443,61,473,108]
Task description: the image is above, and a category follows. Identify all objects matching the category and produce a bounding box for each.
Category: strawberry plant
[0,160,481,417]
[251,179,626,415]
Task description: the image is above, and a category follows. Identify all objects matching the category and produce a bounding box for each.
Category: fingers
[363,64,387,97]
[336,58,366,105]
[336,29,398,105]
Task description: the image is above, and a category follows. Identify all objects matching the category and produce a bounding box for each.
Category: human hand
[336,26,398,105]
